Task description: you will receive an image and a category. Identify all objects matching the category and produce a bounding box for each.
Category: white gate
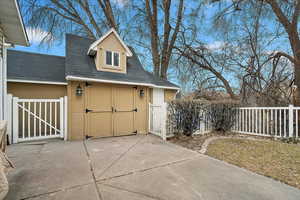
[7,95,68,144]
[149,103,167,140]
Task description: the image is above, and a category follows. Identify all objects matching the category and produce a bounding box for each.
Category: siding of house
[95,32,127,74]
[7,82,67,98]
[0,26,5,120]
[164,89,177,102]
[0,26,3,58]
[67,81,150,140]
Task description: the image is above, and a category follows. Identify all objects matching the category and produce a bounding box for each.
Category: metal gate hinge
[86,108,92,113]
[133,130,137,134]
[133,108,138,112]
[85,135,93,139]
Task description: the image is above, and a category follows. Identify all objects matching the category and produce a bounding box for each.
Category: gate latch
[133,108,138,112]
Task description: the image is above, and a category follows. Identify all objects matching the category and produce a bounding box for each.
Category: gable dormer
[87,28,132,74]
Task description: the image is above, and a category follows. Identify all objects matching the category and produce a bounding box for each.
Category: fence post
[289,104,294,137]
[64,96,68,141]
[60,97,64,139]
[12,97,19,144]
[6,94,12,144]
[161,102,167,140]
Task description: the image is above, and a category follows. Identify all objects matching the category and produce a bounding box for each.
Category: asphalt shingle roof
[7,50,66,83]
[7,34,179,89]
[65,34,179,89]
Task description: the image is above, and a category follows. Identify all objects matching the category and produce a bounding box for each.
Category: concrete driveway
[5,134,300,200]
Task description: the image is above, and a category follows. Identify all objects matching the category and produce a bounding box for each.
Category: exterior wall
[164,89,177,102]
[68,81,150,140]
[68,81,85,140]
[0,26,5,120]
[95,32,127,74]
[7,82,67,98]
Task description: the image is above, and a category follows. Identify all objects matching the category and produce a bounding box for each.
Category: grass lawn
[206,138,300,189]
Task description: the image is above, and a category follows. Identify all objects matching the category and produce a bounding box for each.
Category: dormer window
[106,50,119,67]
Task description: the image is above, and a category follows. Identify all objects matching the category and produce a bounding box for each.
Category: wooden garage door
[85,83,136,138]
[86,83,113,138]
[114,86,135,136]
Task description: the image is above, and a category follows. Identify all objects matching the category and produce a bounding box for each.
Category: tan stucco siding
[68,81,85,140]
[95,32,127,73]
[164,89,177,102]
[7,82,67,98]
[68,81,150,140]
[135,86,149,134]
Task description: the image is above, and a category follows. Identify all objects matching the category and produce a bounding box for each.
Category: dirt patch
[169,132,222,151]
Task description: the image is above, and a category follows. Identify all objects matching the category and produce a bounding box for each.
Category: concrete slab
[85,135,144,179]
[98,184,156,200]
[98,135,199,180]
[6,140,94,200]
[6,134,300,200]
[27,183,99,200]
[102,155,300,200]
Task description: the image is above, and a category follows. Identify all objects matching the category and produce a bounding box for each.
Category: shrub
[168,100,206,136]
[205,102,238,133]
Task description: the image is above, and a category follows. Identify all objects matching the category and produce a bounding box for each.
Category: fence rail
[232,105,300,138]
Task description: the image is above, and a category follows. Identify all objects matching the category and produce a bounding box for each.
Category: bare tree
[211,0,300,105]
[21,0,120,41]
[144,0,184,79]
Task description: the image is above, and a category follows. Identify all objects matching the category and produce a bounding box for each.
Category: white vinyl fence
[150,103,300,139]
[232,105,300,138]
[7,95,68,144]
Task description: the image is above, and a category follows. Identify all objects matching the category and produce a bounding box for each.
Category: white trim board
[66,75,180,90]
[7,79,67,85]
[87,28,133,57]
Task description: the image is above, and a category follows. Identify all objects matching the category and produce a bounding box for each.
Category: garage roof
[6,34,179,90]
[7,50,66,84]
[0,0,29,46]
[65,34,179,90]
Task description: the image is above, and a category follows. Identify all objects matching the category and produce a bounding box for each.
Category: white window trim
[105,50,120,67]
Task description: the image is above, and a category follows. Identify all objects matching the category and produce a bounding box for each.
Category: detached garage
[7,28,179,142]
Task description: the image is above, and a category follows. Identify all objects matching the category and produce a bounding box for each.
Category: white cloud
[112,0,128,7]
[26,27,54,44]
[205,41,226,51]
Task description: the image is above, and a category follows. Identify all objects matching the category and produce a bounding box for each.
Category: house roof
[66,34,179,90]
[7,50,66,84]
[7,34,179,90]
[87,28,133,57]
[0,0,29,46]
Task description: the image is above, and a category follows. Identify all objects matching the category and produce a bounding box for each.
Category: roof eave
[66,75,180,90]
[0,0,29,46]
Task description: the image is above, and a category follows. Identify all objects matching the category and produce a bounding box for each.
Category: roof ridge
[7,49,65,58]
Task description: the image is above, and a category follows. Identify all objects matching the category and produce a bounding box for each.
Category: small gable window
[105,50,120,67]
[113,52,119,67]
[106,51,112,65]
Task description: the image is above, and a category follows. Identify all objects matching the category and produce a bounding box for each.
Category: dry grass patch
[206,138,300,189]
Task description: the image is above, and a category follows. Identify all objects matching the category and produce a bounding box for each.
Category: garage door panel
[88,113,112,137]
[114,87,134,111]
[114,112,134,136]
[88,84,112,111]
